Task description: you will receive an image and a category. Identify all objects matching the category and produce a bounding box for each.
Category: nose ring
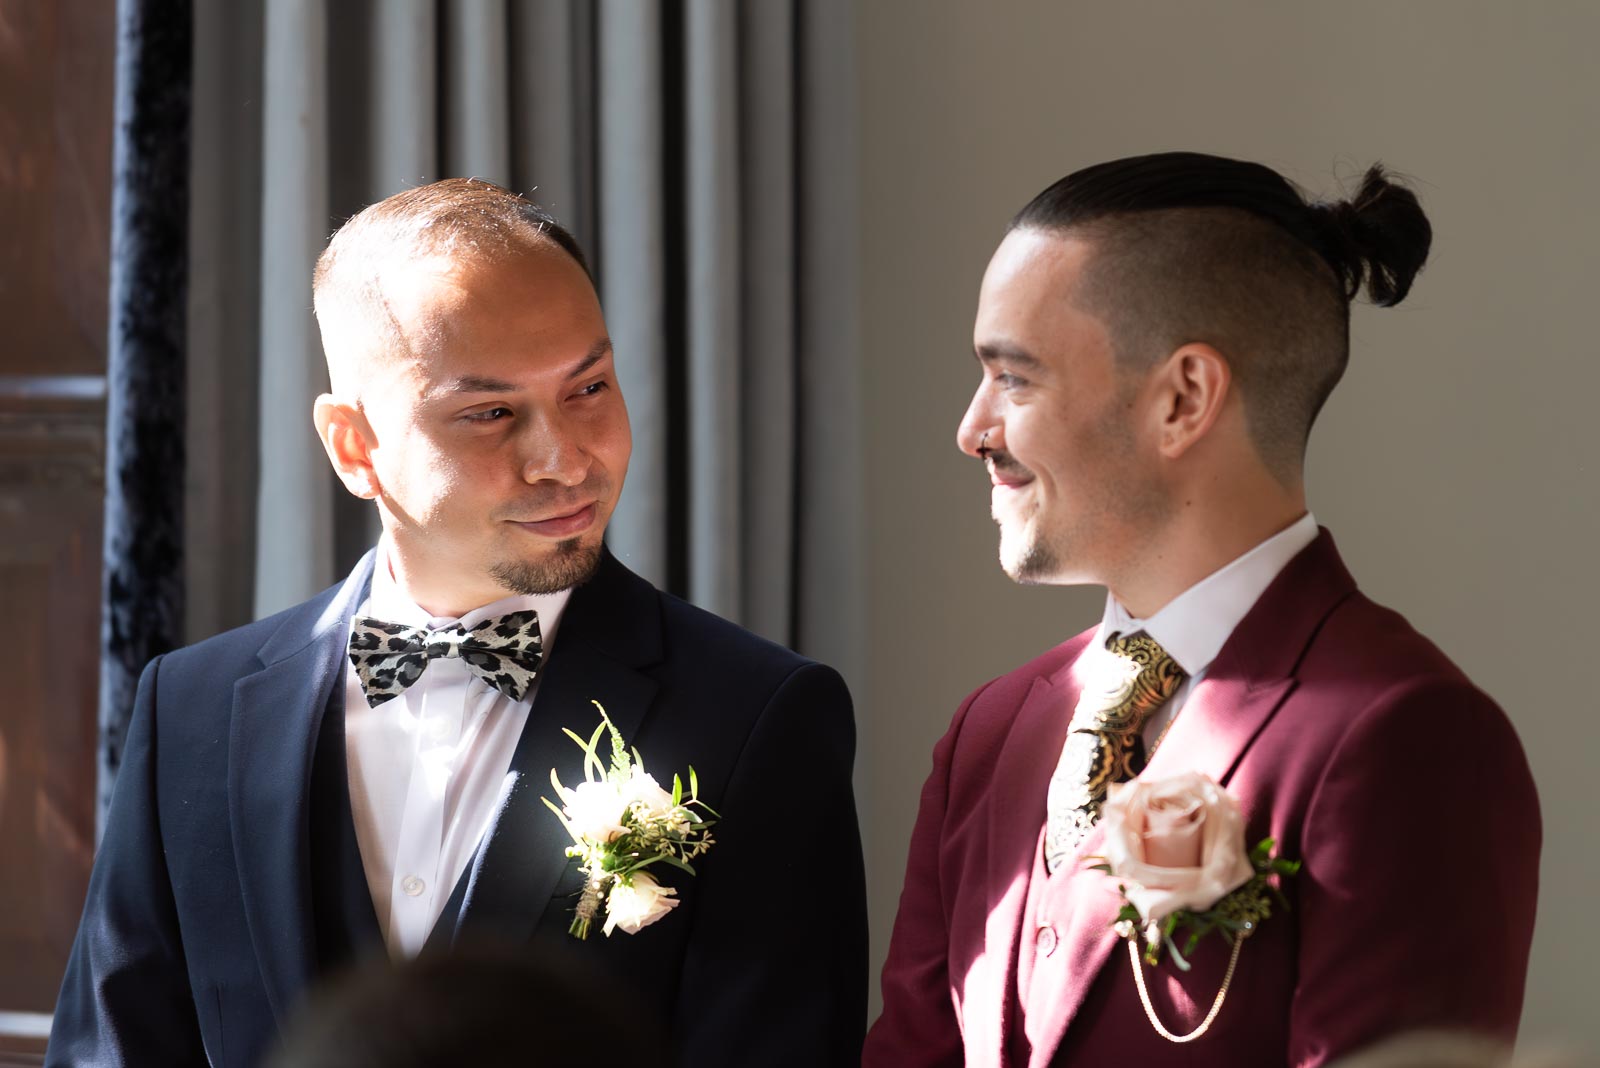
[978,431,990,454]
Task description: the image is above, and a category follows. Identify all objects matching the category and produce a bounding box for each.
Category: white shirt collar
[1098,513,1319,676]
[363,537,574,652]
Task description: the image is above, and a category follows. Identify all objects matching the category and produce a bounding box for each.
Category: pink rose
[1100,772,1255,924]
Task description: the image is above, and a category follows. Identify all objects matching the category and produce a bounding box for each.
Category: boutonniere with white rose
[1086,772,1300,1043]
[543,701,718,940]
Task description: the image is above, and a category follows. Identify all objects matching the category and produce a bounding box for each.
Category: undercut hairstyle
[312,178,591,397]
[1011,152,1432,478]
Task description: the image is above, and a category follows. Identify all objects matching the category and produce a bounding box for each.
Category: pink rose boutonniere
[1088,772,1300,1043]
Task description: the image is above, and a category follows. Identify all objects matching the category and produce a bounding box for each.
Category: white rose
[560,779,628,844]
[603,871,679,936]
[1100,772,1255,925]
[621,766,677,820]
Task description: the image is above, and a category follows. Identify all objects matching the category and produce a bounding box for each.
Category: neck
[383,541,503,620]
[1105,480,1307,619]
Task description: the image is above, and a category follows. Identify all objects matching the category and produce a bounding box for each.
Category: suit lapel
[1030,530,1358,1064]
[437,550,663,949]
[228,551,375,1027]
[970,637,1091,1067]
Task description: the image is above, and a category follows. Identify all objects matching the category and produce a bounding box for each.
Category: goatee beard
[1003,533,1058,586]
[489,539,603,595]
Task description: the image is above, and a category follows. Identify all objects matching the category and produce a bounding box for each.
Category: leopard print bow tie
[346,610,544,708]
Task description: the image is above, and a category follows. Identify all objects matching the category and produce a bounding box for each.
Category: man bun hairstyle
[1306,164,1432,307]
[1010,152,1432,479]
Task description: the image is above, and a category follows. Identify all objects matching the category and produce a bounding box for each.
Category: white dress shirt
[343,542,571,958]
[1082,513,1321,753]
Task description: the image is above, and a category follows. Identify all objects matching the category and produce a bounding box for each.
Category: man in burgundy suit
[864,153,1541,1067]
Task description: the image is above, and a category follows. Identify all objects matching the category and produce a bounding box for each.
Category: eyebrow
[974,340,1044,372]
[563,338,614,380]
[432,339,614,397]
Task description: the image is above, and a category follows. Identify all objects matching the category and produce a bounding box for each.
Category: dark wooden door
[0,1,115,1062]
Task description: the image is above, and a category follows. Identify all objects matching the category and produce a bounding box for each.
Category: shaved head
[312,178,591,401]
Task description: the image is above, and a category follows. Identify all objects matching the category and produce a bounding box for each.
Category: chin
[999,527,1047,585]
[489,538,604,595]
[1000,525,1091,588]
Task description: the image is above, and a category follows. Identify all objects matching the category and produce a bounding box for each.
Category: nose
[519,412,592,487]
[956,391,998,459]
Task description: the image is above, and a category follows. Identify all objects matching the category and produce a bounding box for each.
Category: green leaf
[653,853,698,875]
[672,774,684,807]
[540,795,582,846]
[583,721,609,781]
[689,766,701,800]
[1164,931,1192,972]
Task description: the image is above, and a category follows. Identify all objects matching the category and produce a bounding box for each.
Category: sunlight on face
[359,244,631,613]
[958,230,1167,588]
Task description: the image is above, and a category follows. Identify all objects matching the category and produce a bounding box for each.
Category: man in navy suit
[49,178,867,1067]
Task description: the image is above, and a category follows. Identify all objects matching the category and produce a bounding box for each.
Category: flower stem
[570,875,606,940]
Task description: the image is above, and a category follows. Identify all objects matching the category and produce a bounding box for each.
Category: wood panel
[0,1,115,1061]
[0,380,105,1062]
[0,0,116,377]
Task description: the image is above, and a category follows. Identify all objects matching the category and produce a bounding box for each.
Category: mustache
[982,449,1032,480]
[493,473,613,521]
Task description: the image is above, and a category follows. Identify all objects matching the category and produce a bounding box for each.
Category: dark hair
[1009,152,1432,475]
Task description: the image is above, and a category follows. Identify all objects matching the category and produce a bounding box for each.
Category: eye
[464,406,513,423]
[574,379,610,399]
[995,371,1025,389]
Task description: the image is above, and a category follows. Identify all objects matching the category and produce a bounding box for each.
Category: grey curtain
[187,1,862,688]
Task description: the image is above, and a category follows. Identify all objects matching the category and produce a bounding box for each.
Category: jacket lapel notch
[440,554,663,949]
[975,658,1086,1066]
[228,552,374,1025]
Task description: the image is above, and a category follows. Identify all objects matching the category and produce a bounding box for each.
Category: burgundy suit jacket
[865,531,1540,1067]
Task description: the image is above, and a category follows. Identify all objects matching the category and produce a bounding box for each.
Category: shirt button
[1036,923,1058,958]
[401,875,425,897]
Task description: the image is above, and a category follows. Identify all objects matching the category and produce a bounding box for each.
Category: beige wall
[856,1,1599,1052]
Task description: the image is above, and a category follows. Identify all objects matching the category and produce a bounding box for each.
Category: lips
[987,461,1033,489]
[511,502,598,538]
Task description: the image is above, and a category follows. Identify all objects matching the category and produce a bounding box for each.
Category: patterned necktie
[1043,632,1186,873]
[346,610,544,708]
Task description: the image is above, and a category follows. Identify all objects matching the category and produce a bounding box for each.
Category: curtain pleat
[255,0,332,618]
[186,0,261,646]
[370,0,438,190]
[596,0,670,588]
[736,0,797,642]
[508,0,597,253]
[685,0,741,619]
[794,0,864,689]
[443,0,511,180]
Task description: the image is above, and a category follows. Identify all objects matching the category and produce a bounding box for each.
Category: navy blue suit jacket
[49,549,867,1066]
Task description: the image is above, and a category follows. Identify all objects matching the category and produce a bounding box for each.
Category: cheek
[582,405,633,478]
[378,434,473,521]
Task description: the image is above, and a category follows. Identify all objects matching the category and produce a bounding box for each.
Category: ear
[313,394,382,499]
[1153,343,1231,461]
